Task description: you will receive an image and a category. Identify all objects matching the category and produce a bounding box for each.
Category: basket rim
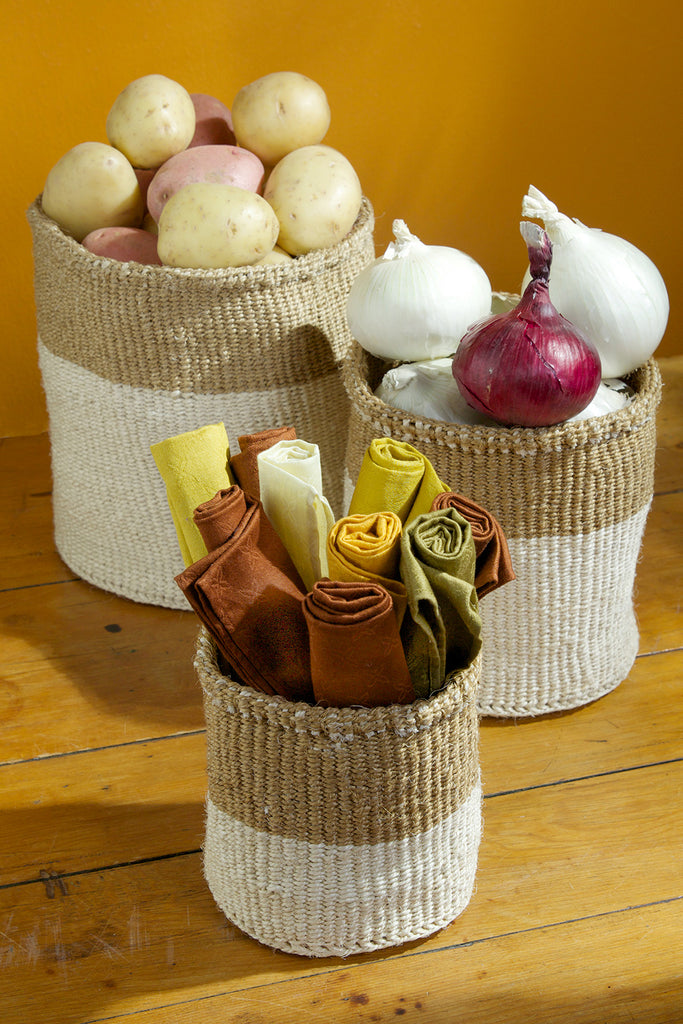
[27,193,375,288]
[342,342,663,456]
[194,628,479,737]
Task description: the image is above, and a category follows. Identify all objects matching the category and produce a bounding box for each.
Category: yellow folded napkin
[347,437,449,525]
[150,422,233,566]
[257,439,334,591]
[326,512,408,625]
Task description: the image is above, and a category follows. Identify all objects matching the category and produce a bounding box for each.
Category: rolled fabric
[229,425,297,500]
[400,507,482,699]
[348,437,449,525]
[303,579,414,708]
[326,512,407,625]
[430,492,516,599]
[257,439,335,591]
[150,422,233,566]
[175,489,313,702]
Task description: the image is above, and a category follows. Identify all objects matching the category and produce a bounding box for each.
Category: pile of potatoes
[41,72,364,269]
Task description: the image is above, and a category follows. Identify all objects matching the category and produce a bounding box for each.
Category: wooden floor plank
[636,491,683,654]
[1,651,680,886]
[1,761,680,1024]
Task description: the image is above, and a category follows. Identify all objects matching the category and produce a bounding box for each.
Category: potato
[106,74,196,169]
[146,145,264,222]
[189,93,236,147]
[41,141,144,242]
[254,245,293,266]
[264,145,362,255]
[82,226,162,265]
[157,183,279,268]
[231,71,330,167]
[142,212,158,236]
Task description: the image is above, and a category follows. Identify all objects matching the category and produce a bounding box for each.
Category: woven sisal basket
[27,196,375,610]
[342,343,662,718]
[195,630,482,957]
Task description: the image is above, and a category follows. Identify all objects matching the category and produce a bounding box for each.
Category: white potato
[157,183,279,268]
[254,245,293,266]
[264,145,362,255]
[42,141,144,242]
[232,71,330,167]
[106,74,196,169]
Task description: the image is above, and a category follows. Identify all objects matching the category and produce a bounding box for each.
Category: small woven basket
[27,196,375,610]
[195,630,482,957]
[342,343,662,718]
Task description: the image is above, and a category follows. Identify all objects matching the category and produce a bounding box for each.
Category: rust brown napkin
[229,425,297,499]
[302,579,415,709]
[430,491,515,598]
[176,486,313,702]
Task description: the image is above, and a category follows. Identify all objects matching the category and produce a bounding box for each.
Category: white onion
[374,358,498,425]
[347,219,492,361]
[567,378,635,422]
[521,185,669,377]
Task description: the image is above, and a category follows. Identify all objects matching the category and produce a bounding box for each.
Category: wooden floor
[1,357,681,1024]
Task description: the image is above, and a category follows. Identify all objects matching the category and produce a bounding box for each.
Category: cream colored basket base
[204,786,482,958]
[39,342,348,610]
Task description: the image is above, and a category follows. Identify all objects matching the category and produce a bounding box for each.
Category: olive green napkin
[399,507,482,698]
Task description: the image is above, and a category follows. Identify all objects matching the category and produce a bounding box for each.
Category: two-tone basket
[27,196,375,610]
[342,343,662,717]
[195,630,482,957]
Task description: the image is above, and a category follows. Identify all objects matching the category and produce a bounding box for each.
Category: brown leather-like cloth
[229,426,297,499]
[176,486,313,702]
[303,579,415,709]
[430,491,515,598]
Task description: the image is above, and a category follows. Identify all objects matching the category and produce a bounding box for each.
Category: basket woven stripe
[29,197,375,608]
[39,342,349,609]
[196,630,482,956]
[203,785,482,958]
[341,344,662,716]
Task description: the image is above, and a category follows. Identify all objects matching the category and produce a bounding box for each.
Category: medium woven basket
[195,630,482,957]
[27,196,375,610]
[342,343,662,718]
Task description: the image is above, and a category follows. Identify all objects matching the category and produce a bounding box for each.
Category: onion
[452,223,602,427]
[346,219,492,361]
[521,185,669,377]
[374,358,498,425]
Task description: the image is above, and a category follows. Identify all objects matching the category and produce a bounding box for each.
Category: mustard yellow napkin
[257,439,334,591]
[399,506,482,698]
[347,438,449,525]
[150,422,233,566]
[326,512,407,625]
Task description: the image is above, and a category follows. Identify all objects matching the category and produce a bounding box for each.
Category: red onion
[452,223,602,427]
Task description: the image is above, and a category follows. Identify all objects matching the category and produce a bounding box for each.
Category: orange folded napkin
[430,492,515,598]
[326,512,408,625]
[348,437,449,525]
[229,425,297,499]
[302,579,415,708]
[175,486,313,702]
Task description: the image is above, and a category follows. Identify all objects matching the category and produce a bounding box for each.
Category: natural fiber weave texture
[342,344,662,717]
[196,630,482,957]
[28,197,375,609]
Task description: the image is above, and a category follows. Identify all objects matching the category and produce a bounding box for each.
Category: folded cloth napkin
[430,491,515,598]
[229,425,297,500]
[400,507,482,699]
[303,579,414,708]
[257,439,335,591]
[150,422,233,566]
[326,512,408,625]
[175,487,313,702]
[348,437,449,525]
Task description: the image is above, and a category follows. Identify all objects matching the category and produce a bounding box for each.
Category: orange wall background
[1,0,680,437]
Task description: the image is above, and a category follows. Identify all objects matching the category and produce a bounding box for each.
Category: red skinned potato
[189,93,236,147]
[147,145,265,222]
[82,226,162,265]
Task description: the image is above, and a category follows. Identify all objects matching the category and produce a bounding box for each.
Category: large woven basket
[342,343,662,718]
[195,630,482,957]
[27,196,375,610]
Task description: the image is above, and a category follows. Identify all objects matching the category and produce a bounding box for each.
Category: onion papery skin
[452,278,602,428]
